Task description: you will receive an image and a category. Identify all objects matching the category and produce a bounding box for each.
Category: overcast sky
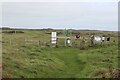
[2,2,118,31]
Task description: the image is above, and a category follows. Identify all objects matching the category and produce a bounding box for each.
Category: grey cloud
[2,2,118,31]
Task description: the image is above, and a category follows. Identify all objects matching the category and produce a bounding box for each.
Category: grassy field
[1,29,119,78]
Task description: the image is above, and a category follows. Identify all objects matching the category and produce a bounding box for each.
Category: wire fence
[1,36,117,49]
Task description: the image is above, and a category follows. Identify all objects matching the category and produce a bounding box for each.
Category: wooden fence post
[38,40,41,46]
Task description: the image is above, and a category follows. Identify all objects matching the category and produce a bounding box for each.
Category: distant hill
[0,27,11,30]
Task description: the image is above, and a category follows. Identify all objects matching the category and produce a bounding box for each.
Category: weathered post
[101,35,103,46]
[69,30,72,47]
[91,35,94,47]
[64,29,67,47]
[56,37,58,48]
[38,40,41,46]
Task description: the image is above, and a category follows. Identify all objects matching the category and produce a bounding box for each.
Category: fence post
[50,40,52,48]
[38,40,41,46]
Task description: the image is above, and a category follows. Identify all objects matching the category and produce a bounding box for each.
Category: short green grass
[2,29,119,78]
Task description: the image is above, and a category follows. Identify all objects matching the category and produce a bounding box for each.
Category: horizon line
[1,26,118,32]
